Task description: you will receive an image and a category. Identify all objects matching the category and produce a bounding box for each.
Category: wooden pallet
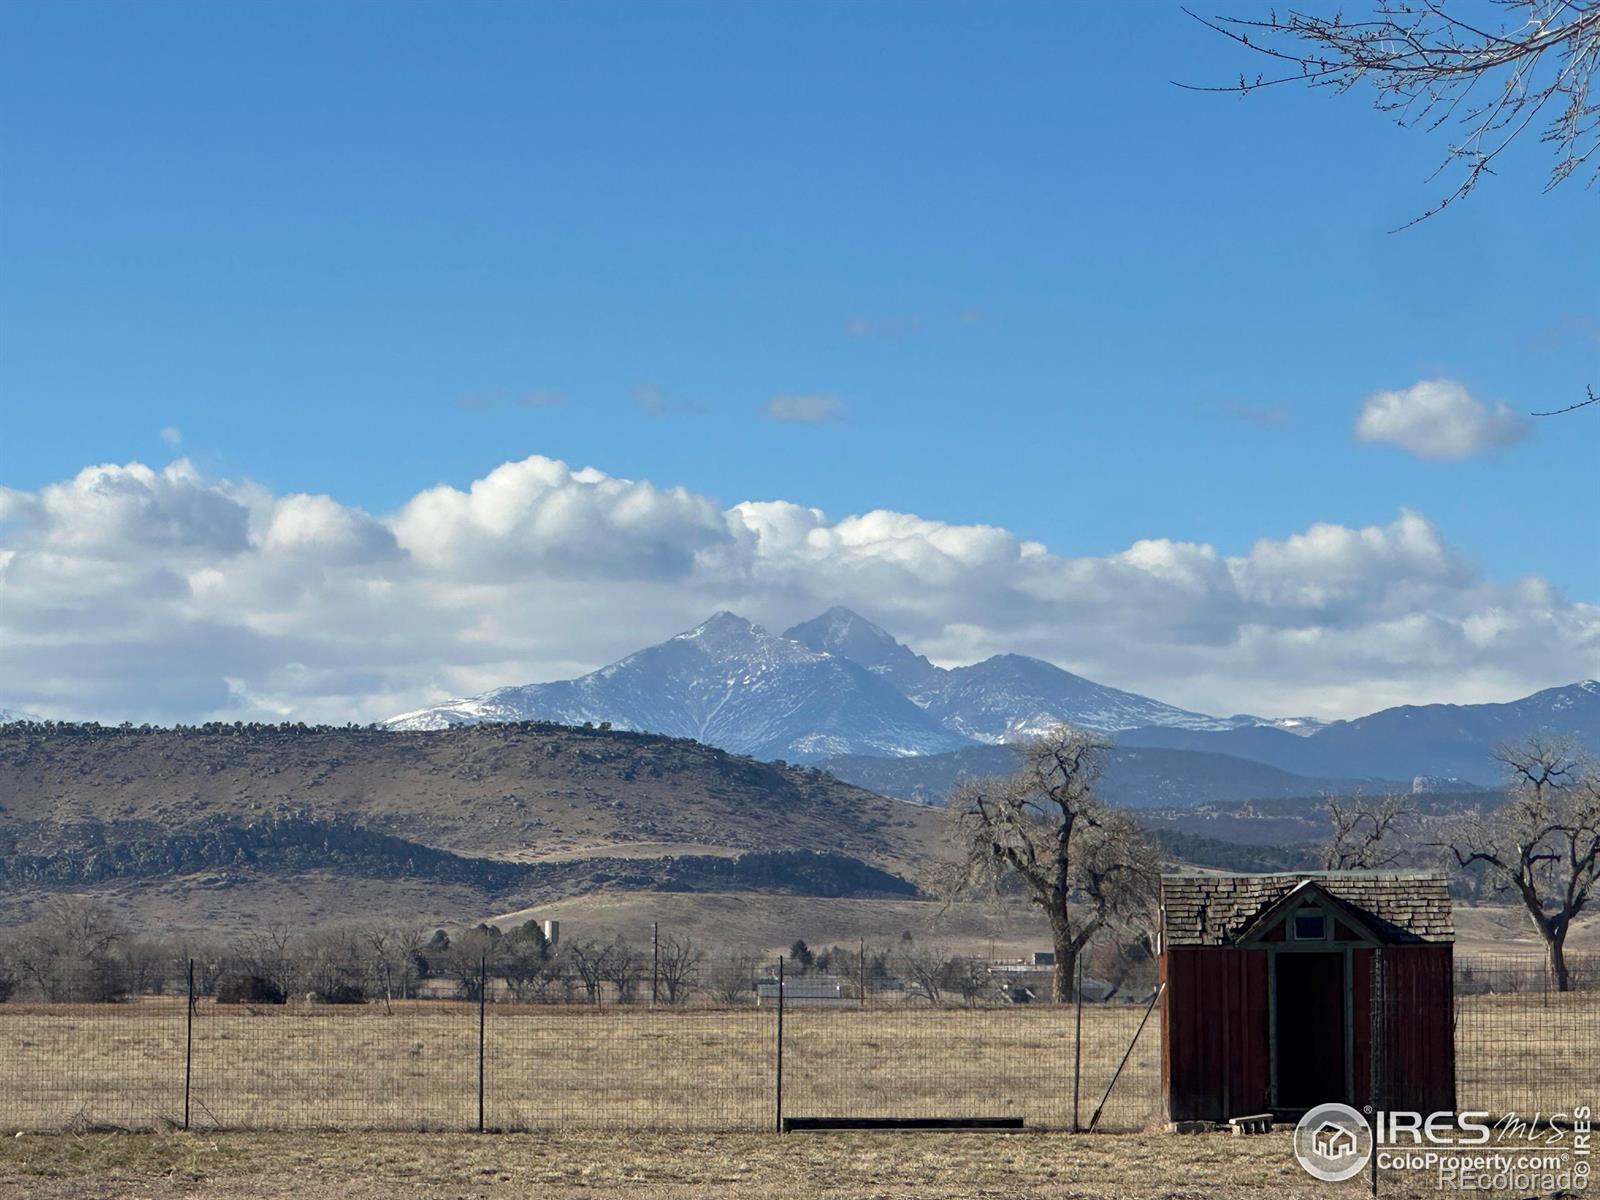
[1228,1113,1274,1135]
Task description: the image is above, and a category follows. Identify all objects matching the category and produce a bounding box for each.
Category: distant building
[756,975,849,1006]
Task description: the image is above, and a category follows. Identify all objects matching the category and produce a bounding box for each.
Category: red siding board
[1161,947,1273,1121]
[1163,942,1453,1122]
[1383,946,1456,1114]
[1352,948,1373,1104]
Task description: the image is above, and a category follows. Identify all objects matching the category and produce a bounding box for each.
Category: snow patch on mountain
[385,606,1335,759]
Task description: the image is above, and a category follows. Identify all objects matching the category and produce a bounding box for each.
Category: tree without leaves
[11,897,130,1002]
[936,725,1158,1003]
[897,943,954,1006]
[654,933,704,1005]
[1320,792,1417,869]
[435,927,494,1002]
[362,923,426,1009]
[1446,737,1600,990]
[1187,1,1598,409]
[297,928,368,1004]
[603,938,645,1004]
[706,948,761,1006]
[1185,1,1600,220]
[566,938,616,1005]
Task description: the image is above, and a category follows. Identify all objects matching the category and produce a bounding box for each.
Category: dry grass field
[0,999,1162,1133]
[2,989,1595,1137]
[0,1128,1443,1200]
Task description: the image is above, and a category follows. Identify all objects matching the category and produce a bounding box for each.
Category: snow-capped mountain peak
[385,610,968,760]
[382,607,1321,759]
[782,607,942,695]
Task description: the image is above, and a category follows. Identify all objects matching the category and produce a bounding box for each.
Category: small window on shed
[1293,912,1327,941]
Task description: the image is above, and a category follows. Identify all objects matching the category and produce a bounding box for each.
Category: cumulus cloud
[1,454,1595,725]
[759,394,847,424]
[1355,379,1530,460]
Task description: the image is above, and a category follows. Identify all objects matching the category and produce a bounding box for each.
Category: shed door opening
[1274,952,1346,1108]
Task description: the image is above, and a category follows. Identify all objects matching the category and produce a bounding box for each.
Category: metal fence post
[775,956,785,1133]
[1072,953,1083,1133]
[652,921,659,1007]
[477,953,487,1133]
[184,958,194,1131]
[859,938,866,1009]
[1370,948,1384,1197]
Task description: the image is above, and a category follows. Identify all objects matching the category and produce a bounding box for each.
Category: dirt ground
[0,1129,1431,1199]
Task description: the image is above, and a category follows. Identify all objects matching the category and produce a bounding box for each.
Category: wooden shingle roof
[1160,871,1454,946]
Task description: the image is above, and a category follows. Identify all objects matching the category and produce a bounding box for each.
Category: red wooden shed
[1158,872,1455,1124]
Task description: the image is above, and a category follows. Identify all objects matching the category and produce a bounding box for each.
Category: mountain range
[1116,679,1600,786]
[384,607,1286,760]
[386,606,1600,790]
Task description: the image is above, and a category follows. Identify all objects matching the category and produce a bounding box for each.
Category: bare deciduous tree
[436,927,495,1002]
[299,928,368,1004]
[1187,1,1599,410]
[362,923,425,1010]
[1321,793,1416,869]
[567,938,616,1005]
[707,948,760,1006]
[1186,2,1600,219]
[232,923,297,1000]
[12,896,129,1001]
[1446,738,1600,990]
[897,942,953,1006]
[946,956,1000,1007]
[655,933,703,1005]
[938,725,1157,1002]
[604,938,645,1004]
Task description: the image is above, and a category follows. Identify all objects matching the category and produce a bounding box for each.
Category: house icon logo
[1312,1121,1357,1159]
[1293,1103,1372,1182]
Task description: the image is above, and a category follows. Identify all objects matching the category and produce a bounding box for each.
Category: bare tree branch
[1183,1,1600,224]
[1532,385,1600,416]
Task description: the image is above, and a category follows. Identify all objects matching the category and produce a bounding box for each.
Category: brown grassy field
[0,999,1160,1133]
[0,1128,1453,1200]
[2,989,1595,1138]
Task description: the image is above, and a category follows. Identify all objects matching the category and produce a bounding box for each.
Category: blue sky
[1,2,1596,723]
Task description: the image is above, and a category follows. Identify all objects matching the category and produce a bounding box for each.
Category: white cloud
[160,426,183,447]
[759,394,847,424]
[1,454,1595,725]
[1355,379,1530,460]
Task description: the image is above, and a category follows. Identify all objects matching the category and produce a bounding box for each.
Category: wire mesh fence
[0,949,1592,1135]
[1367,952,1600,1195]
[1454,952,1600,1120]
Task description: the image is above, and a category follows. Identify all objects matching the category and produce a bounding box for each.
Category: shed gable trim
[1234,880,1385,947]
[1159,872,1454,946]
